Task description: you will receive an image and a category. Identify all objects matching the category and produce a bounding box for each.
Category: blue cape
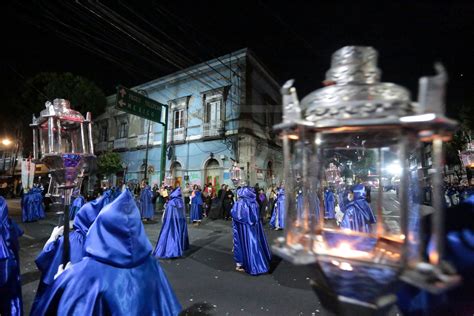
[270,188,286,229]
[33,189,182,315]
[231,187,260,225]
[32,191,114,312]
[340,184,376,233]
[231,186,272,275]
[0,196,23,316]
[154,187,189,258]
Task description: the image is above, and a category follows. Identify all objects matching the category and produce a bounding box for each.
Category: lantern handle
[281,79,301,123]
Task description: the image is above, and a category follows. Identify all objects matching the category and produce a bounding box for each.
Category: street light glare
[2,138,12,146]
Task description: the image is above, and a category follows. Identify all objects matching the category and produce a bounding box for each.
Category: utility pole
[137,89,151,182]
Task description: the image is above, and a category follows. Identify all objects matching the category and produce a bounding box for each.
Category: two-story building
[93,48,283,190]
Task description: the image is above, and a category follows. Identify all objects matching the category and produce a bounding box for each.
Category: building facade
[93,49,283,190]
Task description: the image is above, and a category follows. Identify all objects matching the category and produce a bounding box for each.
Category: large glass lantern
[30,99,95,263]
[273,46,460,314]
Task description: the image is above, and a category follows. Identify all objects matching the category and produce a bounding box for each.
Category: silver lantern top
[300,46,413,125]
[35,99,86,125]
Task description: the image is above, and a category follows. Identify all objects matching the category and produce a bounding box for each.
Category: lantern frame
[272,46,461,313]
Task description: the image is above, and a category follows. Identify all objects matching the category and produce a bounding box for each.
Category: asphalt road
[7,199,326,316]
[370,189,402,235]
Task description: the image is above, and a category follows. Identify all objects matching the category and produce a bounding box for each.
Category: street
[370,189,402,235]
[8,199,327,316]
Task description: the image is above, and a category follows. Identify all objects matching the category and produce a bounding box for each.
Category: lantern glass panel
[61,121,84,154]
[308,126,420,265]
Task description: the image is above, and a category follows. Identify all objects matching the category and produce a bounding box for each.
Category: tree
[97,151,123,176]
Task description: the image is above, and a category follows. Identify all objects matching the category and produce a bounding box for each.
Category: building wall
[93,49,282,190]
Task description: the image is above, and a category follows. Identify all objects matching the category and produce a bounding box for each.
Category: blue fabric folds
[190,191,203,222]
[21,187,45,222]
[231,187,272,275]
[0,196,24,316]
[33,189,182,316]
[154,187,189,258]
[324,189,335,219]
[140,185,154,219]
[270,188,285,229]
[33,191,112,310]
[69,194,85,220]
[340,184,376,233]
[297,190,320,222]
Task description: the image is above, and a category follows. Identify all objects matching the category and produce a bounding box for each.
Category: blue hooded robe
[324,189,336,219]
[190,190,203,222]
[32,191,112,310]
[0,196,23,316]
[22,187,45,222]
[32,189,182,316]
[270,188,285,229]
[340,184,376,233]
[231,187,272,275]
[296,190,320,223]
[153,187,189,259]
[69,191,85,220]
[140,185,154,219]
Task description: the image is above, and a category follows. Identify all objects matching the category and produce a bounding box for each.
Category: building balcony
[203,121,224,138]
[137,133,154,147]
[95,141,109,153]
[172,127,185,142]
[113,138,129,150]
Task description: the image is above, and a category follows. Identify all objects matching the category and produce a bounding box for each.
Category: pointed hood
[169,187,182,200]
[85,189,152,268]
[237,186,256,200]
[231,186,259,225]
[352,184,366,200]
[73,190,111,236]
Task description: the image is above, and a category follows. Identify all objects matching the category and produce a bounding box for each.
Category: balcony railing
[95,141,108,152]
[113,138,129,150]
[203,121,224,137]
[172,127,185,142]
[137,133,154,147]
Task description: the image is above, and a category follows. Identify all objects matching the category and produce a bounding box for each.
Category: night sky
[2,1,474,121]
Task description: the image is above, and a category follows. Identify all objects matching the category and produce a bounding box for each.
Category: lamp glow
[400,113,436,123]
[1,138,12,146]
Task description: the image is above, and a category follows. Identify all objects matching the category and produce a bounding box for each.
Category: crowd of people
[0,177,472,315]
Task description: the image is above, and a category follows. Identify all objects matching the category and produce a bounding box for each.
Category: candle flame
[339,262,353,271]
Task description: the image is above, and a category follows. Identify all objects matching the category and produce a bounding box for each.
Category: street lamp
[273,46,460,314]
[30,99,95,265]
[1,138,12,146]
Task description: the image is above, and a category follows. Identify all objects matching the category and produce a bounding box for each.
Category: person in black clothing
[209,184,226,220]
[222,185,234,220]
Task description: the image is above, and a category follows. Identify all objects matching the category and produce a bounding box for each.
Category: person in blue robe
[140,183,154,220]
[190,185,203,224]
[32,190,112,311]
[231,186,272,275]
[0,196,23,316]
[69,189,85,220]
[270,187,285,230]
[22,187,45,222]
[397,194,474,315]
[32,189,182,316]
[296,190,320,223]
[324,188,336,219]
[153,187,189,259]
[339,184,376,233]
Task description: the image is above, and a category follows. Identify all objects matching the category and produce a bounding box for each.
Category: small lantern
[273,47,460,314]
[30,99,95,264]
[230,162,242,187]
